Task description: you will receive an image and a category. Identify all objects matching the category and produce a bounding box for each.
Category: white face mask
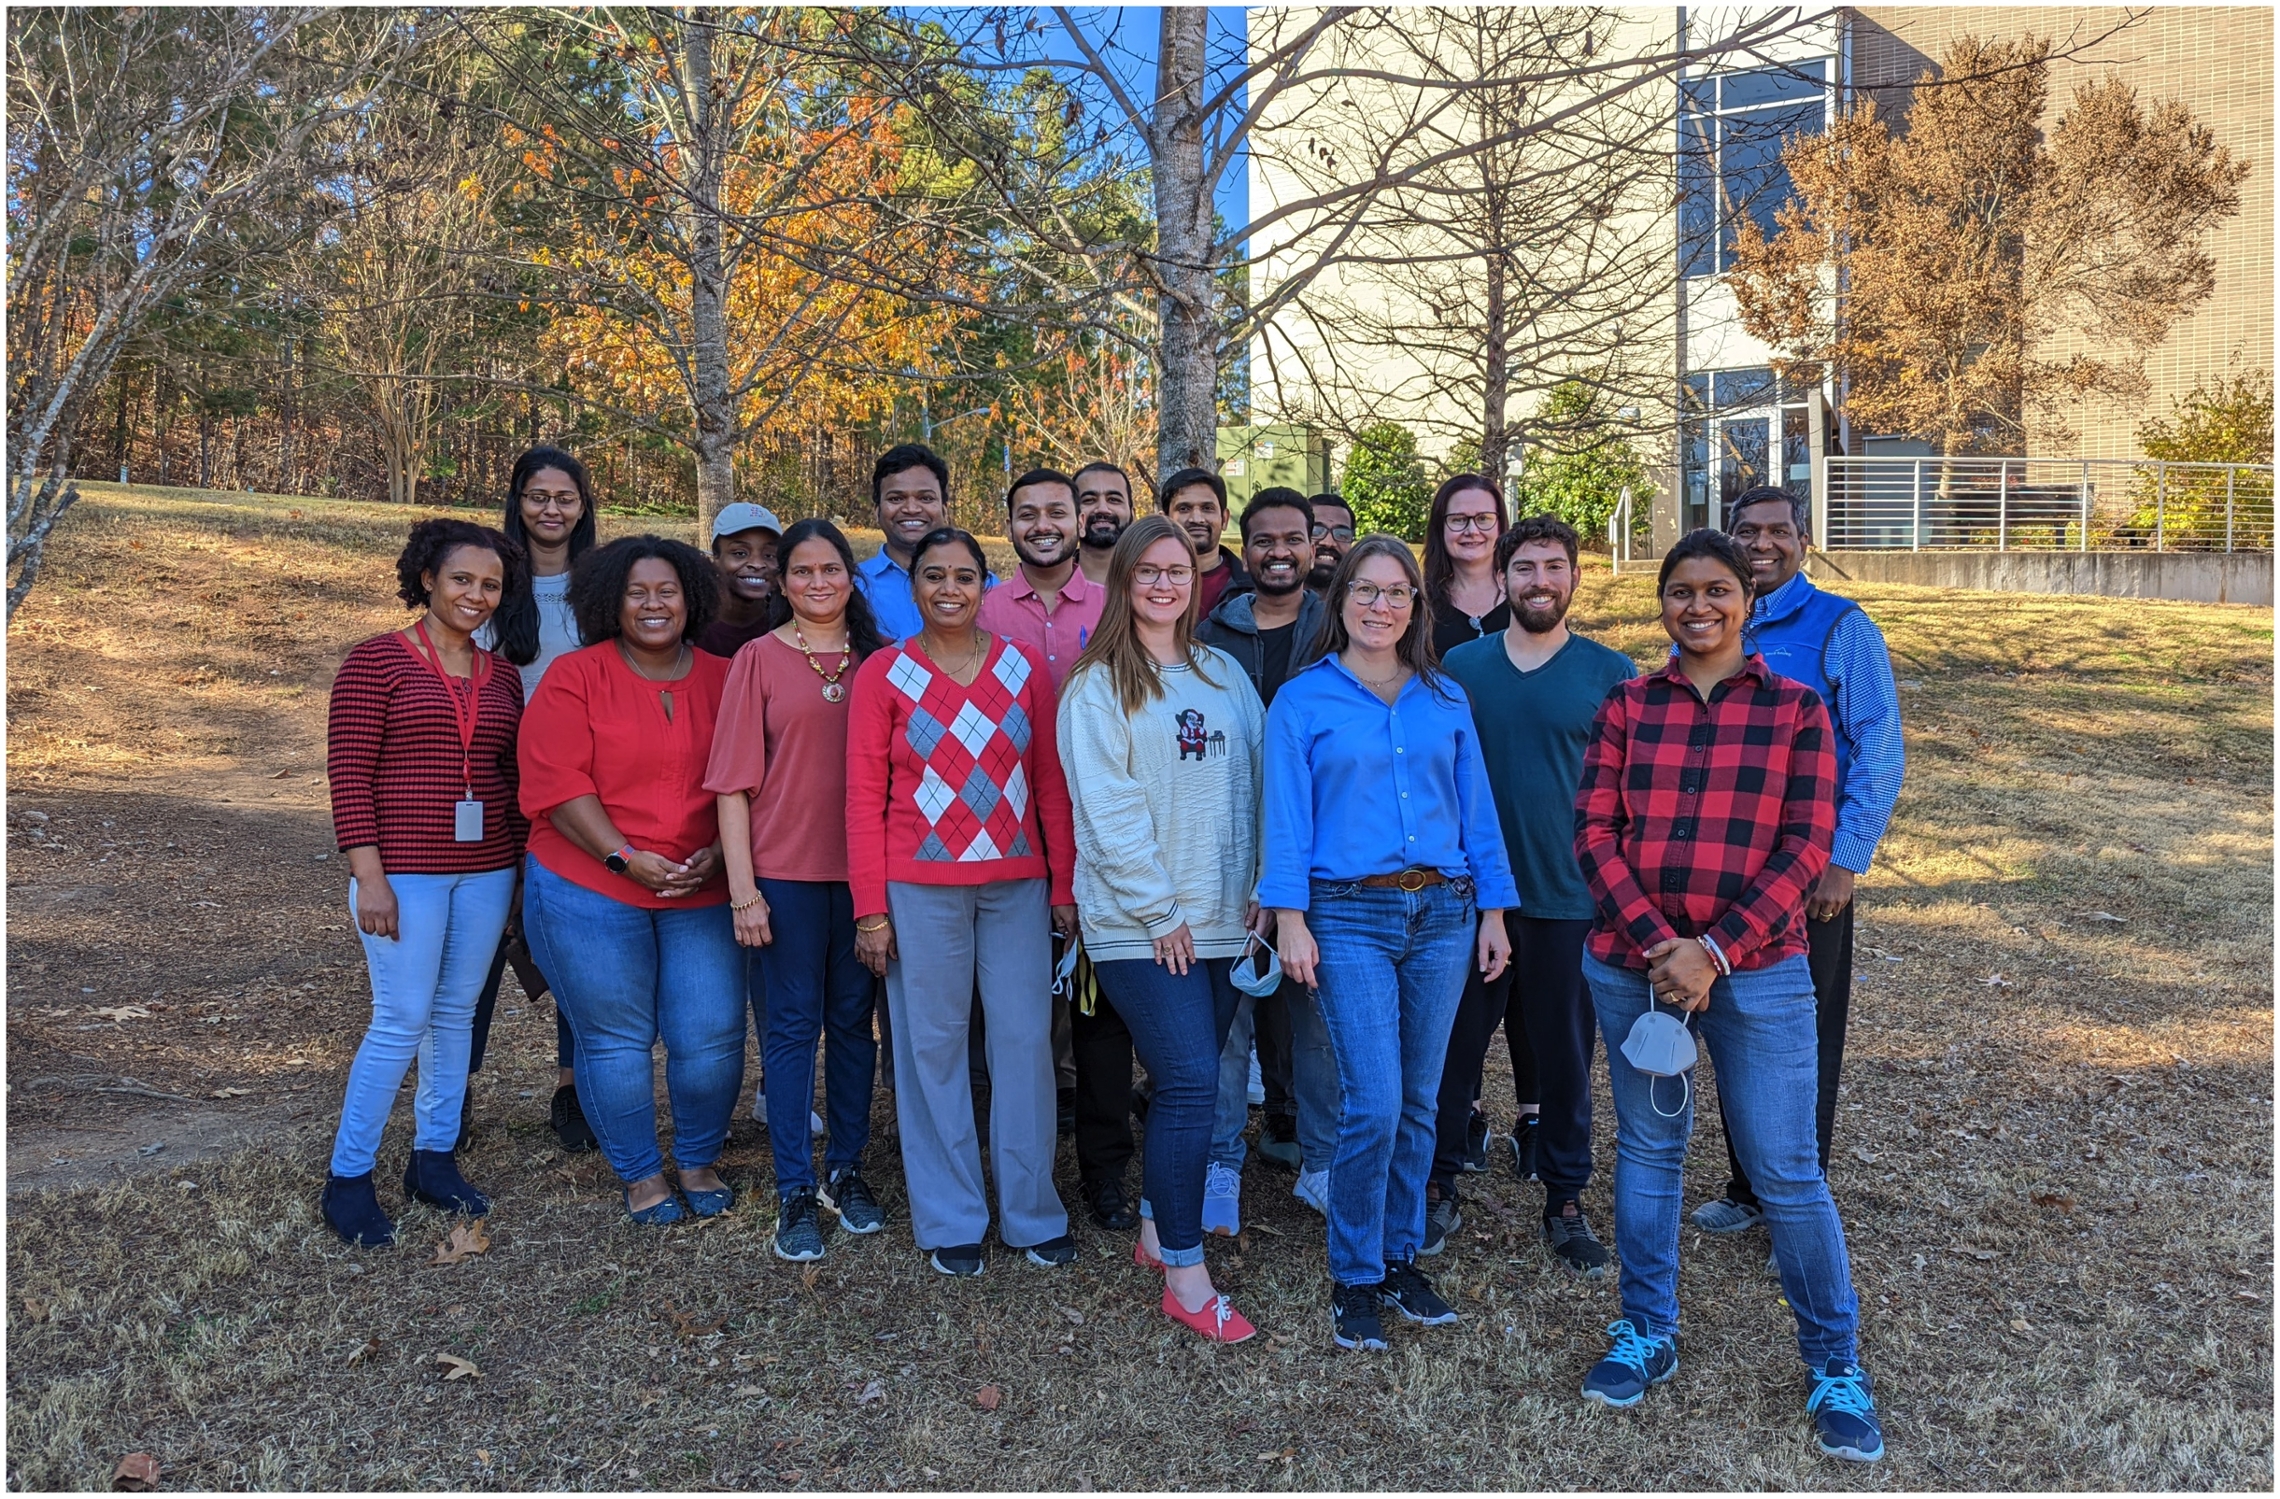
[1231,932,1282,998]
[1620,1004,1699,1118]
[1049,936,1083,1001]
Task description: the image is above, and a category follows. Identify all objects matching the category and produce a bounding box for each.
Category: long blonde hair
[1068,515,1220,716]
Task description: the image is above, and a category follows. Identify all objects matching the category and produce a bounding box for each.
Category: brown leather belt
[1357,867,1447,892]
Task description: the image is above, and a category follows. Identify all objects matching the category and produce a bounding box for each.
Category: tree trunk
[1150,7,1219,483]
[681,19,737,537]
[112,370,131,482]
[1482,245,1510,488]
[198,401,214,488]
[281,336,296,491]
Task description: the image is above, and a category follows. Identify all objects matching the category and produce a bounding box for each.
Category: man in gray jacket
[1195,489,1340,1227]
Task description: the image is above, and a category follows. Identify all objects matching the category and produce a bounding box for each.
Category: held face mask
[1620,1003,1699,1117]
[1230,933,1283,997]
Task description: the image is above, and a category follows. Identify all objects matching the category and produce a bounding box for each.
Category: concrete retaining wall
[1802,549,2273,606]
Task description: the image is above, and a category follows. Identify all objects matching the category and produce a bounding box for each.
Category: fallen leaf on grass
[20,1295,48,1324]
[2233,1291,2261,1303]
[2080,910,2127,924]
[434,1353,481,1381]
[92,1006,152,1023]
[778,1470,804,1484]
[1059,1306,1084,1326]
[667,1306,724,1339]
[430,1221,492,1267]
[2030,1192,2076,1212]
[1851,1146,1880,1165]
[112,1452,160,1491]
[856,1379,885,1405]
[1981,973,2011,988]
[2010,1317,2032,1332]
[475,1450,491,1464]
[800,1263,821,1291]
[733,1384,767,1397]
[210,1087,253,1099]
[345,1339,379,1366]
[975,1384,1002,1411]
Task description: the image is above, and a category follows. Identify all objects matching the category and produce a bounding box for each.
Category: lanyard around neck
[410,619,492,796]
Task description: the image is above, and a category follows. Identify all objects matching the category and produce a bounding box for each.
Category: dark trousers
[756,879,876,1194]
[1431,917,1596,1204]
[1254,981,1295,1120]
[467,924,571,1075]
[1069,992,1137,1187]
[1720,902,1853,1206]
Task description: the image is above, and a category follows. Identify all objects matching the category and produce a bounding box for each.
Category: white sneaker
[1246,1049,1265,1107]
[749,1088,768,1125]
[810,1109,826,1137]
[1293,1168,1329,1217]
[1202,1161,1242,1236]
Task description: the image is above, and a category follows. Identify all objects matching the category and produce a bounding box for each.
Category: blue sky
[899,6,1250,229]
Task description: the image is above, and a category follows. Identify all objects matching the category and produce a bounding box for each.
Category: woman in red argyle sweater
[845,527,1079,1278]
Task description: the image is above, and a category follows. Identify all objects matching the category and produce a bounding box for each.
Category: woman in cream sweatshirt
[1058,516,1267,1343]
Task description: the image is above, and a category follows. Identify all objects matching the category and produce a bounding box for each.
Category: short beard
[1513,594,1570,634]
[1080,518,1125,552]
[1306,560,1338,590]
[1254,565,1303,598]
[1013,537,1072,571]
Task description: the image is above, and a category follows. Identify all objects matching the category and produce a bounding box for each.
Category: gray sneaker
[1421,1185,1461,1257]
[1293,1168,1329,1217]
[822,1168,884,1234]
[773,1190,825,1262]
[1544,1203,1610,1276]
[1689,1196,1765,1235]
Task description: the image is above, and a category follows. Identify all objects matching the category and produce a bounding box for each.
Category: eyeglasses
[523,488,581,508]
[1445,514,1500,535]
[1346,582,1417,609]
[1311,523,1355,542]
[1132,564,1195,586]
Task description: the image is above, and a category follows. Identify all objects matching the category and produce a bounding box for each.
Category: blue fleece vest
[1746,578,1860,783]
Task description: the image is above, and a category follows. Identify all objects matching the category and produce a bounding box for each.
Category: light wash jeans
[520,858,746,1185]
[1583,951,1861,1367]
[1308,879,1477,1288]
[330,869,516,1177]
[1209,978,1339,1171]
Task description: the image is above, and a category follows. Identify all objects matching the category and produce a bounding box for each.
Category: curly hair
[567,534,721,646]
[395,518,523,611]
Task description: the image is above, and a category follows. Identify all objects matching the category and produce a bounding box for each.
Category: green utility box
[1217,426,1332,510]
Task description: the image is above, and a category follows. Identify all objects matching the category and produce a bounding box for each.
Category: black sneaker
[929,1243,985,1277]
[1421,1182,1461,1257]
[822,1168,884,1234]
[1330,1283,1387,1351]
[1256,1112,1303,1171]
[1460,1108,1490,1173]
[1582,1318,1678,1407]
[550,1084,597,1154]
[1380,1260,1458,1325]
[1544,1201,1610,1276]
[1083,1177,1139,1231]
[1508,1114,1540,1182]
[774,1190,825,1262]
[1020,1234,1078,1267]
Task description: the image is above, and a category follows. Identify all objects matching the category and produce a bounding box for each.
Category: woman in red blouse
[845,527,1079,1276]
[323,519,527,1248]
[518,535,744,1226]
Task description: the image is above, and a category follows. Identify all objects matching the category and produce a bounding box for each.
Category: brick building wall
[1849,7,2274,459]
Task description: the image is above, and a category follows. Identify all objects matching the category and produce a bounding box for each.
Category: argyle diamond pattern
[886,639,1047,866]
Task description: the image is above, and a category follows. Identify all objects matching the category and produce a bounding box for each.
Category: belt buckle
[1397,868,1427,893]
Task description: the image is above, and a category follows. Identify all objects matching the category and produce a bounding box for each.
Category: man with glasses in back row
[1691,486,1904,1260]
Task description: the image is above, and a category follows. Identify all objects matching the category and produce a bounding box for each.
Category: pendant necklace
[794,622,853,703]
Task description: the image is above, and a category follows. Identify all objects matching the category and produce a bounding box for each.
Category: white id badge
[453,799,485,842]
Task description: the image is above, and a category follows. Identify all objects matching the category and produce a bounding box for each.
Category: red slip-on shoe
[1134,1239,1165,1270]
[1162,1287,1257,1344]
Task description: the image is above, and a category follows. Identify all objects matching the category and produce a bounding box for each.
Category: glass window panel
[1719,417,1771,513]
[1683,77,1717,114]
[1782,408,1812,485]
[1714,367,1775,410]
[1721,62,1825,111]
[1679,112,1715,278]
[1717,101,1822,268]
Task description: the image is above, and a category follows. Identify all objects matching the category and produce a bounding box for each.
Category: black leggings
[1431,917,1595,1201]
[466,924,571,1075]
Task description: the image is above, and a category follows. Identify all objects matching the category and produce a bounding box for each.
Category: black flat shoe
[1083,1177,1139,1231]
[403,1149,491,1216]
[322,1172,397,1248]
[550,1084,598,1154]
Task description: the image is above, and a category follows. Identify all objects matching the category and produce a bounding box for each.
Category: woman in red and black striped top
[321,519,527,1250]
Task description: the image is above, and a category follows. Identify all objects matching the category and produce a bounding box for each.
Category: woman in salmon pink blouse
[323,519,527,1249]
[845,527,1080,1278]
[705,518,890,1263]
[519,535,743,1226]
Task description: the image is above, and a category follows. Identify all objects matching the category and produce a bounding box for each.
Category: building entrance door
[1714,411,1773,518]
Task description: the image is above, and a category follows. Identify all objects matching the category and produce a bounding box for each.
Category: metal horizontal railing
[1823,457,2275,554]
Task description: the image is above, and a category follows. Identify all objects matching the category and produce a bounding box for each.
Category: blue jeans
[1210,977,1339,1172]
[331,869,516,1177]
[1095,956,1241,1267]
[521,858,747,1185]
[1583,952,1861,1367]
[1308,879,1478,1287]
[756,879,876,1194]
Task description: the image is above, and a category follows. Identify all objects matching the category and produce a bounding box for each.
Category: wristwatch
[604,843,634,874]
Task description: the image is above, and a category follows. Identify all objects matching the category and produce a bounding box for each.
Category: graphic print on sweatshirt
[886,644,1036,862]
[1174,707,1228,762]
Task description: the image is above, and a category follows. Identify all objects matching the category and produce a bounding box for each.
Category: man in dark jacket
[1195,487,1337,1221]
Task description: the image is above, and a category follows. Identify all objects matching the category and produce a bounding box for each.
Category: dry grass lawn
[6,484,2273,1490]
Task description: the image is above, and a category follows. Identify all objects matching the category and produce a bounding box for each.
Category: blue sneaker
[1808,1359,1885,1462]
[1201,1162,1242,1236]
[1580,1319,1678,1408]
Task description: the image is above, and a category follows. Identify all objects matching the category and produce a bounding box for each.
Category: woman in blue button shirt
[1261,534,1517,1352]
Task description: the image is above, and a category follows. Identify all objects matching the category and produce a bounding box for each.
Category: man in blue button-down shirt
[1692,487,1905,1242]
[853,443,954,642]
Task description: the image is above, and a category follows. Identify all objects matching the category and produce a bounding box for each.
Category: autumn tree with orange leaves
[469,8,960,531]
